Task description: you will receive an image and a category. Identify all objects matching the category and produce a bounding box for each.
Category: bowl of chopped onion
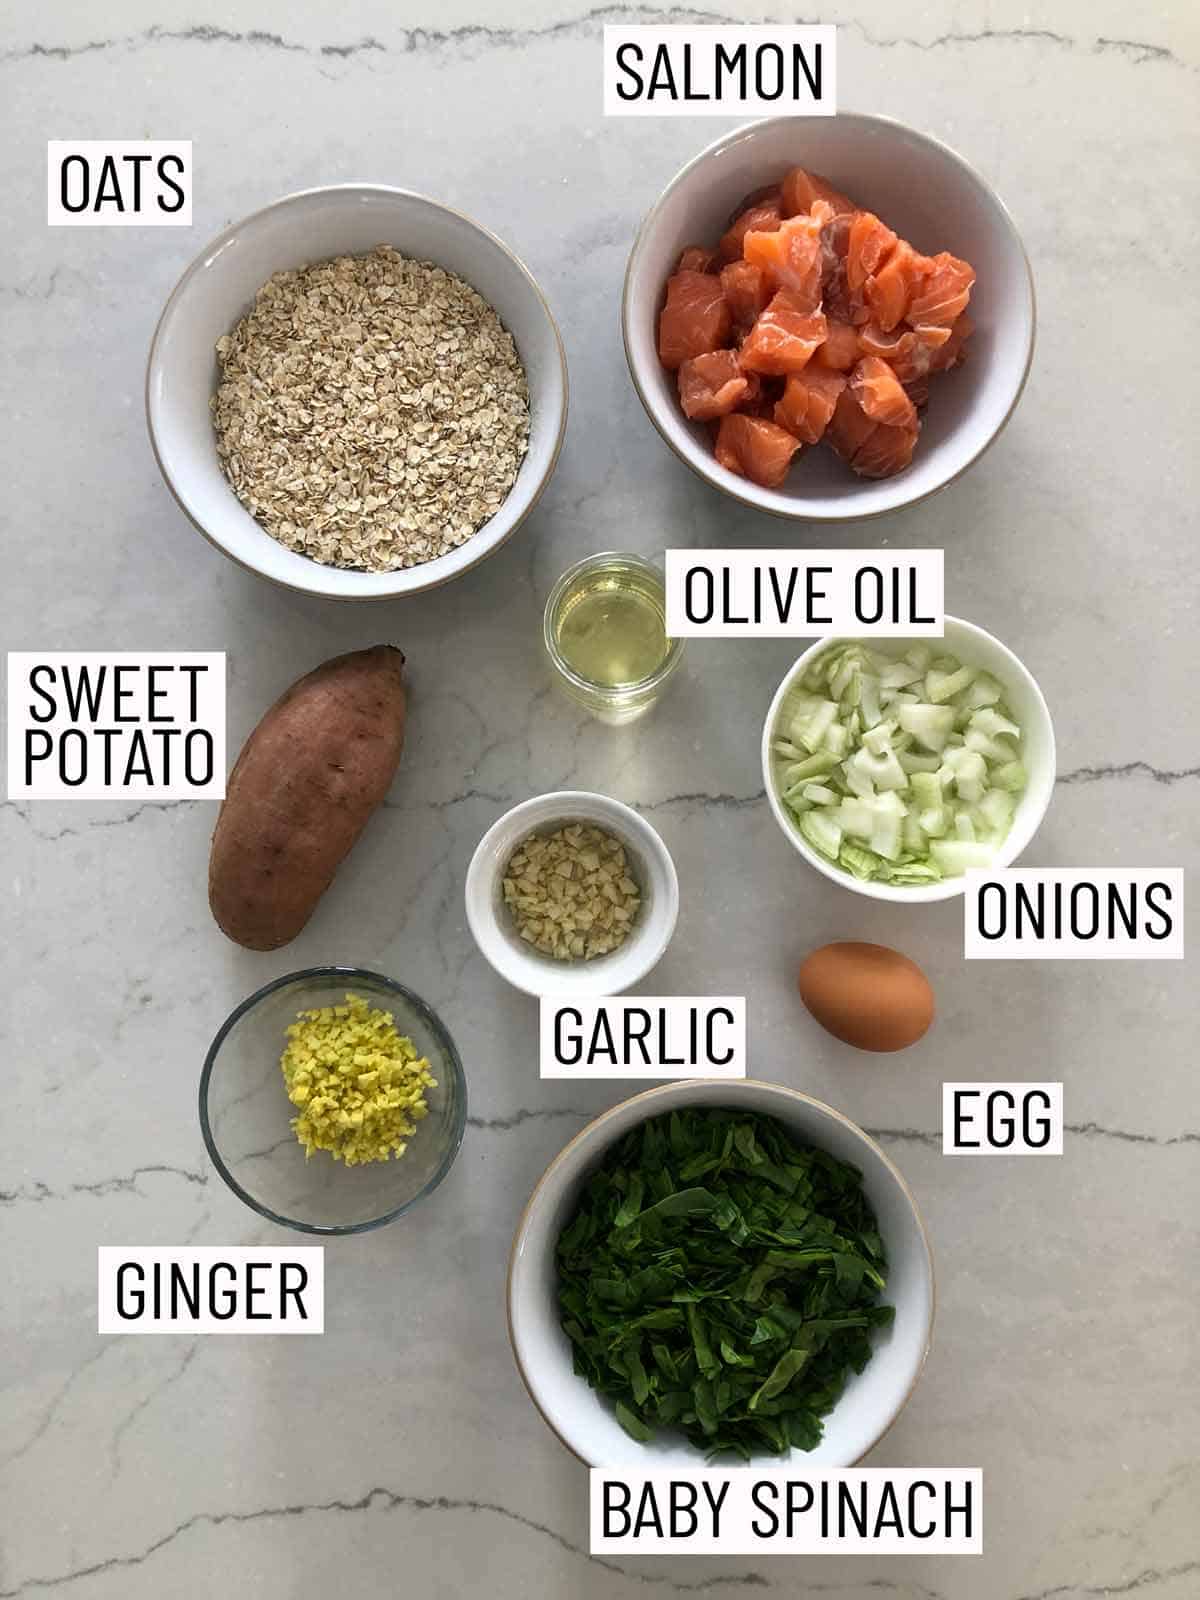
[761,615,1055,901]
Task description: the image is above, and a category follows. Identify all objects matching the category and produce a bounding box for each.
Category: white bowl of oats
[147,185,568,598]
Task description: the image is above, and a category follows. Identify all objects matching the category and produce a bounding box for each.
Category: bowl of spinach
[507,1079,933,1465]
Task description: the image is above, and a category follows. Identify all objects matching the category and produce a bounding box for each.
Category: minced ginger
[280,993,436,1165]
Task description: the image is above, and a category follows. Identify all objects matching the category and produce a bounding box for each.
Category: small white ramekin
[465,792,678,998]
[761,615,1056,903]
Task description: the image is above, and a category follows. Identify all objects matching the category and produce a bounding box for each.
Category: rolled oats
[211,245,530,572]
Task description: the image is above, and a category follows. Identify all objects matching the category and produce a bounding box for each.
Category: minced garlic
[279,993,436,1165]
[501,822,641,961]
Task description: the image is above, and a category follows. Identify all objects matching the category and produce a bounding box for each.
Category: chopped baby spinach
[555,1107,894,1459]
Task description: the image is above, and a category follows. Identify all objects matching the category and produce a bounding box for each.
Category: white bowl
[762,615,1056,903]
[465,792,678,998]
[622,113,1035,521]
[508,1078,934,1467]
[147,184,568,599]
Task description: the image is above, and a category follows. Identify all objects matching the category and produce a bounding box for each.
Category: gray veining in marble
[1,2,1198,1597]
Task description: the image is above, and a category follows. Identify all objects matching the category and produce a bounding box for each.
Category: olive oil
[556,569,667,687]
[544,553,683,723]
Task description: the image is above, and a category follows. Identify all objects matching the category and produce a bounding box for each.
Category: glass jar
[543,551,685,725]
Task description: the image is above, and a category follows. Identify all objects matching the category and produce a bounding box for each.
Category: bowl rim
[146,181,569,602]
[464,789,681,997]
[506,1077,936,1467]
[198,964,468,1235]
[760,613,1057,903]
[621,110,1037,522]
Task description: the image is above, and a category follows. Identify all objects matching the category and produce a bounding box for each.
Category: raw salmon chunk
[738,292,827,376]
[815,319,861,371]
[846,212,898,293]
[678,350,752,420]
[726,373,773,417]
[820,208,854,266]
[829,388,918,478]
[719,260,772,335]
[857,323,931,385]
[821,235,858,323]
[714,415,802,488]
[852,419,919,478]
[913,322,952,355]
[849,356,918,429]
[657,270,732,370]
[774,367,846,445]
[929,310,974,372]
[743,210,827,307]
[863,239,928,333]
[827,387,876,461]
[661,161,975,482]
[907,251,975,326]
[819,209,855,294]
[856,321,907,359]
[718,198,782,264]
[780,166,857,218]
[676,245,717,274]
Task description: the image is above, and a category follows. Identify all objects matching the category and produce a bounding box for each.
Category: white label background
[6,651,225,799]
[664,550,944,638]
[47,141,192,226]
[942,1083,1064,1155]
[964,869,1184,959]
[590,1468,982,1555]
[98,1248,324,1334]
[603,26,836,117]
[540,997,746,1079]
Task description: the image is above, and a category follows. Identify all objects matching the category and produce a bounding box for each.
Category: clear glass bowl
[200,967,467,1235]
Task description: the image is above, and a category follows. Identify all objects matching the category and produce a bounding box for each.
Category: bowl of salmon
[622,114,1035,521]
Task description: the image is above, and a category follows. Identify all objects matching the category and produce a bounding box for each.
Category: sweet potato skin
[209,645,406,951]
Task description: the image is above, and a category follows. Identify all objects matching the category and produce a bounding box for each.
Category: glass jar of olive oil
[543,552,684,724]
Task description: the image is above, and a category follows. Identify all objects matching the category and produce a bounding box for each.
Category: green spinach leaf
[555,1107,894,1459]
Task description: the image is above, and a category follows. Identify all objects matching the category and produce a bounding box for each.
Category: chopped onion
[773,641,1028,885]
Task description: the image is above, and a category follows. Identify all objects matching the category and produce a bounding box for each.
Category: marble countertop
[2,3,1197,1596]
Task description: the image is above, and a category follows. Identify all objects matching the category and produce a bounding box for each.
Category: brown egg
[798,941,934,1053]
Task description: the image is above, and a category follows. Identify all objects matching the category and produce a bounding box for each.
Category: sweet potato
[209,645,406,951]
